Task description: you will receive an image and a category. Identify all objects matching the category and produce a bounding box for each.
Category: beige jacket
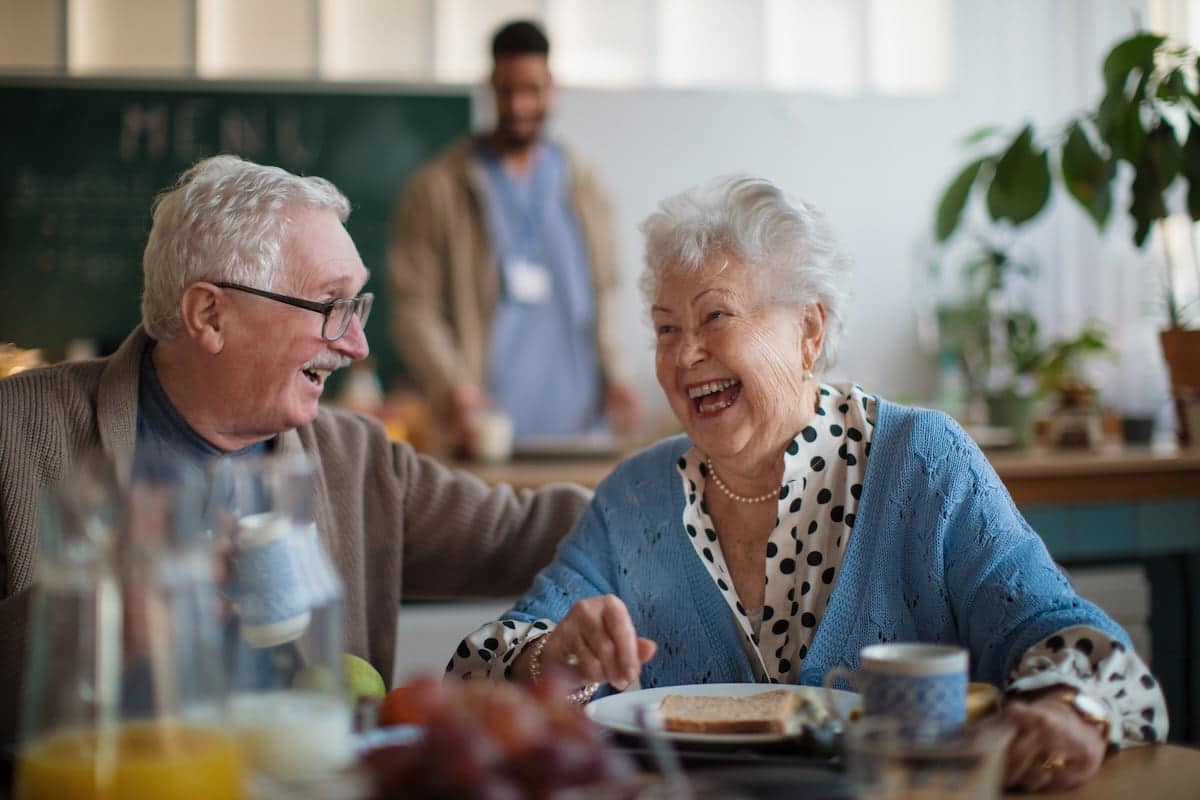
[0,327,589,753]
[388,136,626,414]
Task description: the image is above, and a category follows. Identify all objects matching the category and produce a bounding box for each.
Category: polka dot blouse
[1006,625,1166,746]
[675,383,877,684]
[446,383,1166,746]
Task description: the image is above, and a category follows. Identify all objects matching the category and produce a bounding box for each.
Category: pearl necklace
[705,457,777,504]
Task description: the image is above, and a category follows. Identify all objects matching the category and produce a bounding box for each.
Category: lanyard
[480,141,553,255]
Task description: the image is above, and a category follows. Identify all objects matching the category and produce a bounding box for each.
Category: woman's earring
[803,363,815,381]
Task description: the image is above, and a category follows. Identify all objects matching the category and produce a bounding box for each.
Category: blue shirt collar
[135,341,270,470]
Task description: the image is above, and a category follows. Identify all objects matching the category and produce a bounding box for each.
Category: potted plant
[934,31,1200,439]
[931,235,1039,410]
[984,312,1109,448]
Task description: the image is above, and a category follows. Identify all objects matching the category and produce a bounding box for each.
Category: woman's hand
[1003,695,1108,792]
[518,595,657,691]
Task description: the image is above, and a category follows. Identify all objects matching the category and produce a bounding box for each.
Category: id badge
[507,258,551,304]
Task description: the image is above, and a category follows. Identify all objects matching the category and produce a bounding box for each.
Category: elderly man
[0,155,589,755]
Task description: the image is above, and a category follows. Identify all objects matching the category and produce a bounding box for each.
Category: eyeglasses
[216,282,373,342]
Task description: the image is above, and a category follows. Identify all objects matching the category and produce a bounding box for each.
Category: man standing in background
[388,19,639,451]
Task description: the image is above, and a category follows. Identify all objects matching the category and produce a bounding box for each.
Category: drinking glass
[209,454,351,785]
[846,716,1013,800]
[15,456,243,800]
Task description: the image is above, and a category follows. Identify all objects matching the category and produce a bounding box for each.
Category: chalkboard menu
[0,79,471,386]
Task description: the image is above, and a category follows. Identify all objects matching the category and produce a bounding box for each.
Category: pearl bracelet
[527,631,551,686]
[526,630,599,706]
[566,682,599,705]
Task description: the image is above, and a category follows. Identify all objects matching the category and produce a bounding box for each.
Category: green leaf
[1004,312,1043,375]
[1102,32,1164,93]
[1097,73,1149,163]
[1128,124,1179,246]
[1179,125,1200,219]
[986,125,1051,225]
[1153,121,1183,184]
[935,158,986,242]
[1037,324,1110,396]
[960,125,1002,146]
[962,244,1009,291]
[1061,121,1115,228]
[1157,67,1191,102]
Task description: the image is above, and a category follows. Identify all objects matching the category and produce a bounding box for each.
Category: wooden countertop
[986,446,1200,505]
[452,446,1200,507]
[1024,744,1200,799]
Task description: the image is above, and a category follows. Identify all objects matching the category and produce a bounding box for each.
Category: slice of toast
[658,688,797,734]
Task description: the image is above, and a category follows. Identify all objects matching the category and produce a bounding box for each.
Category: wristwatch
[1046,689,1112,742]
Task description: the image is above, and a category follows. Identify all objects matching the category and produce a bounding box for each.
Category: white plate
[586,683,858,745]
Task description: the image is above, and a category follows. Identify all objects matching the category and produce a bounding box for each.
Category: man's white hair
[141,154,351,341]
[639,175,851,373]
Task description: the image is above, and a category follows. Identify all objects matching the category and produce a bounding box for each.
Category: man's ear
[179,283,225,355]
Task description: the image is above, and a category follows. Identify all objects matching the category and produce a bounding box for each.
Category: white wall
[2,0,1174,422]
[475,1,1169,423]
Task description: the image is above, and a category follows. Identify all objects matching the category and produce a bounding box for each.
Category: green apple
[292,653,387,704]
[342,653,387,703]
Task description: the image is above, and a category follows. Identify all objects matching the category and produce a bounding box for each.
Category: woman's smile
[687,378,742,415]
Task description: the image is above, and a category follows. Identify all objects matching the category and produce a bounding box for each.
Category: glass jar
[209,453,351,786]
[15,456,242,800]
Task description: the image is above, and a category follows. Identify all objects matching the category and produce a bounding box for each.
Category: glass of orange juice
[16,721,243,800]
[15,456,245,800]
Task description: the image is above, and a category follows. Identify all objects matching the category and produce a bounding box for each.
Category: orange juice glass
[19,461,238,800]
[15,721,244,800]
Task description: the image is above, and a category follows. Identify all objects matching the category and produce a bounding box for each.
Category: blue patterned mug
[232,512,317,648]
[823,643,968,732]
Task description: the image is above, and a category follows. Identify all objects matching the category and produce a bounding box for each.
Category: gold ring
[564,653,580,668]
[1040,753,1069,771]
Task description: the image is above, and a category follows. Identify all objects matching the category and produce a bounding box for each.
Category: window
[1,0,955,96]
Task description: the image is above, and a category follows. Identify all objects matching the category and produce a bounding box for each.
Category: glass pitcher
[209,453,351,784]
[15,456,243,800]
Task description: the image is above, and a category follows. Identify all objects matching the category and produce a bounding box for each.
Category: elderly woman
[447,177,1167,791]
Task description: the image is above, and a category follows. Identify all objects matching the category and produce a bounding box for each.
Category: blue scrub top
[477,139,606,442]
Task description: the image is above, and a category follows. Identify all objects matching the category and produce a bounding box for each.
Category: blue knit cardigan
[505,397,1127,691]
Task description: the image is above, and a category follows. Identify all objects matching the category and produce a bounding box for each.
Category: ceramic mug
[232,512,316,648]
[824,642,968,732]
[470,410,515,463]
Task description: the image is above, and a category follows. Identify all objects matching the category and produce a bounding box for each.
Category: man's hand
[516,595,656,691]
[604,382,641,437]
[1003,694,1108,792]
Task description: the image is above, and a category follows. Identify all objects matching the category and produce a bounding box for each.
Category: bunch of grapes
[360,674,637,799]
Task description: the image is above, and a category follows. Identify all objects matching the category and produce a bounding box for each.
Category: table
[630,741,1200,798]
[453,446,1200,742]
[1029,744,1200,799]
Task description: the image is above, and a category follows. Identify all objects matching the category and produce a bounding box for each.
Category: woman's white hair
[639,175,851,372]
[141,154,351,341]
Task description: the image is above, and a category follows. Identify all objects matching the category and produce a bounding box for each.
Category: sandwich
[658,688,798,734]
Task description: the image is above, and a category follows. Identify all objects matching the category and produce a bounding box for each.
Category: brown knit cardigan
[0,326,590,753]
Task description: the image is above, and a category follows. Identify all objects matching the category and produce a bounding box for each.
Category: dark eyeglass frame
[215,281,373,342]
